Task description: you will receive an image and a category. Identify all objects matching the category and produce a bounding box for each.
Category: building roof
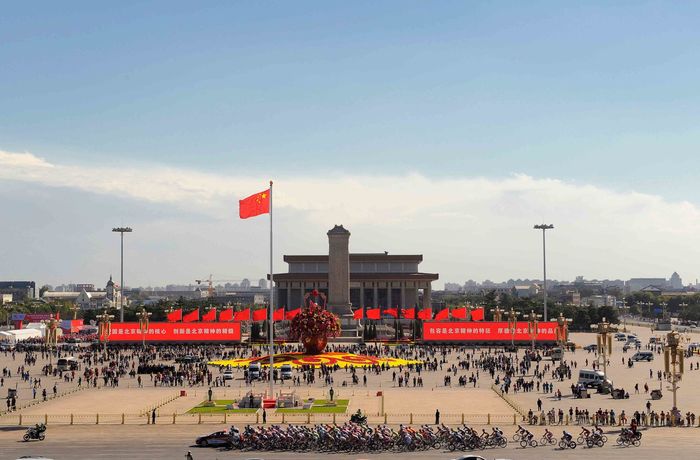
[327,224,351,235]
[271,272,439,281]
[284,253,423,263]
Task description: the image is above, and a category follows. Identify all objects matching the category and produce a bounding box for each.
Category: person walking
[435,409,440,425]
[262,408,267,424]
[185,451,194,460]
[151,409,156,425]
[537,398,542,411]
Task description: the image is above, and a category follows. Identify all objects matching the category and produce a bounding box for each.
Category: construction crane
[195,275,245,297]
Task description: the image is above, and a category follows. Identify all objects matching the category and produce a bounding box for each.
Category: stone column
[400,284,406,308]
[387,283,392,308]
[422,284,432,309]
[286,283,291,309]
[360,284,365,308]
[327,225,351,315]
[373,286,378,307]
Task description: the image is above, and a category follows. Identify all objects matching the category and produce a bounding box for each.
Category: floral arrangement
[289,300,341,342]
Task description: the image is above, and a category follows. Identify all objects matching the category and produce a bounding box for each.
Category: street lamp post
[555,312,572,372]
[490,306,504,322]
[112,227,133,322]
[525,310,542,351]
[136,308,152,349]
[98,309,115,353]
[665,331,684,416]
[42,317,59,366]
[591,317,615,391]
[533,224,554,321]
[507,308,520,349]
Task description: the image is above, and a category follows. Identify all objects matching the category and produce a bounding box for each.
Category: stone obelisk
[327,225,358,339]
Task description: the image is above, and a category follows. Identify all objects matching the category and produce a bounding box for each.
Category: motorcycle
[24,423,46,442]
[350,411,367,424]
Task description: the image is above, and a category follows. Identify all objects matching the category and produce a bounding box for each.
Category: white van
[550,348,563,361]
[280,364,293,380]
[248,363,261,380]
[577,369,611,389]
[631,351,654,362]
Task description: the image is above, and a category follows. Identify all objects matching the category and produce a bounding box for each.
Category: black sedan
[195,431,231,447]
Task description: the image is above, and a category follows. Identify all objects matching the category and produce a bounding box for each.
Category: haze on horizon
[2,2,700,287]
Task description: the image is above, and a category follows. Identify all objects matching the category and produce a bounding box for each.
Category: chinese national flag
[471,307,485,321]
[273,308,285,321]
[183,309,199,323]
[285,308,301,320]
[252,308,267,321]
[384,308,398,318]
[418,308,433,320]
[202,309,217,322]
[366,308,380,320]
[451,307,467,319]
[233,308,251,321]
[434,308,449,320]
[166,308,182,322]
[219,308,234,321]
[353,309,364,319]
[239,189,270,219]
[403,308,415,319]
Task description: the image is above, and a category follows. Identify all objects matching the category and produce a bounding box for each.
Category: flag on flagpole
[471,307,485,321]
[353,309,364,319]
[418,308,433,320]
[239,189,270,219]
[366,308,380,320]
[434,308,449,320]
[233,308,251,321]
[285,308,301,320]
[166,308,182,322]
[183,309,199,323]
[384,308,398,318]
[202,308,217,322]
[219,308,234,321]
[252,308,267,321]
[273,308,285,321]
[403,308,415,319]
[451,307,467,319]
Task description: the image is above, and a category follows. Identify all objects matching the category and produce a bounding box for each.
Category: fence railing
[490,383,526,418]
[0,384,92,416]
[139,392,182,416]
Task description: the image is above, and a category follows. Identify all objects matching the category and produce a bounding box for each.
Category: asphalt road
[2,425,699,460]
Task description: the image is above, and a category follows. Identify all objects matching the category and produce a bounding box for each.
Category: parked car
[583,344,597,352]
[195,431,231,447]
[223,370,234,380]
[280,363,293,380]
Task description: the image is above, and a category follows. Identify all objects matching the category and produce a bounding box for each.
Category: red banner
[422,321,558,342]
[102,322,241,342]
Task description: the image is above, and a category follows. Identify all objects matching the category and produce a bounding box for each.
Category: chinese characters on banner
[422,321,558,342]
[102,322,241,342]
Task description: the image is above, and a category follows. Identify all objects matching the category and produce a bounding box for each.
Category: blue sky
[2,2,700,287]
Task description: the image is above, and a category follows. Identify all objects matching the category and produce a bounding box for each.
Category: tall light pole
[591,317,615,391]
[534,224,554,321]
[112,227,132,322]
[665,330,684,416]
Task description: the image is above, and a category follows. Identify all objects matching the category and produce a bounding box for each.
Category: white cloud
[1,149,698,285]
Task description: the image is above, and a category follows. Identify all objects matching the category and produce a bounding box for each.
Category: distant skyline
[3,3,700,286]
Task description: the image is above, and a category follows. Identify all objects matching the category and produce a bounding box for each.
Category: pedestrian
[537,398,542,411]
[435,409,440,425]
[262,408,267,424]
[151,409,156,424]
[329,387,334,401]
[185,451,194,460]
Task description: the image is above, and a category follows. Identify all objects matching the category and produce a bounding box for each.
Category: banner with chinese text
[102,322,241,342]
[422,321,558,342]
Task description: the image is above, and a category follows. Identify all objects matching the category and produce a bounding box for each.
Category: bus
[57,357,80,372]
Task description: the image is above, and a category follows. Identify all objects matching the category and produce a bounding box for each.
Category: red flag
[166,308,182,322]
[471,307,485,321]
[285,308,301,320]
[384,308,398,318]
[252,308,267,321]
[183,309,199,323]
[353,309,364,319]
[366,308,380,320]
[434,308,449,320]
[239,189,270,219]
[403,308,415,319]
[418,308,433,320]
[202,309,217,322]
[273,308,285,321]
[233,308,251,321]
[451,307,467,319]
[219,308,234,321]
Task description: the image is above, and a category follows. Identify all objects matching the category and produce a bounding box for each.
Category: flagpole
[268,180,274,400]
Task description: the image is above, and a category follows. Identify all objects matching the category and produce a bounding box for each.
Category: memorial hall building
[272,225,438,311]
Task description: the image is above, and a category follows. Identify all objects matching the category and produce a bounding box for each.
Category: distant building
[514,284,539,298]
[627,278,667,293]
[258,278,267,289]
[582,295,616,308]
[669,272,683,290]
[0,281,36,301]
[42,276,121,310]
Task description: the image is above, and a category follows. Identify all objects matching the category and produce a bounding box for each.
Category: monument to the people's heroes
[327,224,360,340]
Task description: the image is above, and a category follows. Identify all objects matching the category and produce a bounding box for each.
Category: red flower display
[289,301,341,354]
